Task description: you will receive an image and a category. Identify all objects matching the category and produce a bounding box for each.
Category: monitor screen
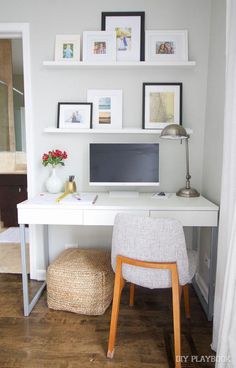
[89,143,159,186]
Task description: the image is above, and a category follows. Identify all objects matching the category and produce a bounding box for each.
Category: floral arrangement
[42,149,68,167]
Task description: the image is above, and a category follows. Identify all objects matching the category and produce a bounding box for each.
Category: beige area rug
[0,242,30,274]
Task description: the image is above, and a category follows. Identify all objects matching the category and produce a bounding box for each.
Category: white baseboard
[65,243,78,249]
[195,272,208,302]
[35,269,46,281]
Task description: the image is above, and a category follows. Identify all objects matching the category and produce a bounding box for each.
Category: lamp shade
[160,124,188,140]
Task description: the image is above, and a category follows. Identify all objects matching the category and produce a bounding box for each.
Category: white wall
[202,0,225,204]
[0,0,212,278]
[197,0,225,299]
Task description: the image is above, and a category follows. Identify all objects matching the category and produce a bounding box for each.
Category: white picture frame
[145,30,188,62]
[57,103,92,129]
[82,31,116,62]
[55,35,81,61]
[87,89,123,129]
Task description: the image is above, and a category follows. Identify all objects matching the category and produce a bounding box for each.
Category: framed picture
[82,31,116,62]
[142,83,182,129]
[101,12,145,61]
[55,35,80,61]
[57,103,92,129]
[87,89,122,129]
[145,31,188,62]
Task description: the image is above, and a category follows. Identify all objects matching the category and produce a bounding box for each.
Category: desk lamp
[160,124,200,198]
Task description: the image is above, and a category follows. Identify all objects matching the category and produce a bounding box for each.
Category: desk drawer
[84,210,149,225]
[18,208,83,225]
[150,210,218,227]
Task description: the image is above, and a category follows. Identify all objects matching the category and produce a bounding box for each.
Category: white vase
[45,167,63,194]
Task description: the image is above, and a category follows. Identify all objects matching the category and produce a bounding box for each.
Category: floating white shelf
[43,60,196,69]
[44,127,193,135]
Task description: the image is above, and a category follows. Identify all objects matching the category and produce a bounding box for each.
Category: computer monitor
[89,143,159,186]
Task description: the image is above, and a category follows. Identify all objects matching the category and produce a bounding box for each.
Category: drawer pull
[19,187,22,193]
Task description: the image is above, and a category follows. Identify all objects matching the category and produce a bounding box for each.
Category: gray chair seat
[111,214,197,289]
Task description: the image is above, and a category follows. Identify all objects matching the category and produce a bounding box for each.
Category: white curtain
[216,208,236,367]
[213,0,236,365]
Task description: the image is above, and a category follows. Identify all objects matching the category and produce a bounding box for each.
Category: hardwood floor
[0,274,214,368]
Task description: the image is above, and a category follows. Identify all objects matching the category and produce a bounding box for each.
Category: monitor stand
[109,191,139,198]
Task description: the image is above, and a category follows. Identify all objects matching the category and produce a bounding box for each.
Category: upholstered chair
[107,213,197,368]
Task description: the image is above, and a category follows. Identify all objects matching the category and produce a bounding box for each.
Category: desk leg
[20,224,29,316]
[207,226,218,320]
[192,226,218,321]
[20,224,46,317]
[44,225,49,268]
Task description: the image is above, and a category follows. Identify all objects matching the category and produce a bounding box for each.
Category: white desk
[17,193,219,319]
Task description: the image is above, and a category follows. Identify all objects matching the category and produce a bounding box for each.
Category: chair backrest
[111,213,190,288]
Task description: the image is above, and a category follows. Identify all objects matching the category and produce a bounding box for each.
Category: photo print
[115,27,131,51]
[87,89,122,129]
[156,41,175,55]
[63,43,74,59]
[93,41,107,54]
[149,92,175,123]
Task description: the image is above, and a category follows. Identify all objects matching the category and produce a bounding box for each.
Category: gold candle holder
[65,181,77,193]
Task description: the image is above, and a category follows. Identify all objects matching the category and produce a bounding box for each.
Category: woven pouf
[47,248,114,315]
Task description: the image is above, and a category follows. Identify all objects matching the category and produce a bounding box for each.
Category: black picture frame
[101,11,145,61]
[57,102,93,129]
[142,83,182,129]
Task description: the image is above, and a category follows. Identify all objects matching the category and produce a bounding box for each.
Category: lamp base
[176,187,200,198]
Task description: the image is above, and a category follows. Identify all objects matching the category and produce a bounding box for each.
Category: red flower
[42,149,68,167]
[55,149,62,157]
[42,154,49,161]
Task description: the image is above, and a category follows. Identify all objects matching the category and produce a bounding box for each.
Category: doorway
[0,23,33,274]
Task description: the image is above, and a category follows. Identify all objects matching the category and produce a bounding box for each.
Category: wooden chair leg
[129,283,135,307]
[183,284,191,319]
[107,257,125,359]
[107,256,183,365]
[171,265,181,368]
